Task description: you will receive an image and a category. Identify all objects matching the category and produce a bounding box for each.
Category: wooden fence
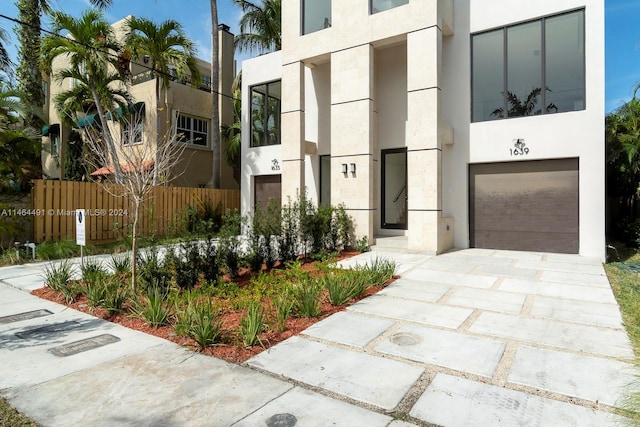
[30,180,240,243]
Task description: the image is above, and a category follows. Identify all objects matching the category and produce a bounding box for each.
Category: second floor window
[250,81,281,147]
[177,114,209,147]
[371,0,408,14]
[122,121,143,145]
[471,9,585,122]
[303,0,331,35]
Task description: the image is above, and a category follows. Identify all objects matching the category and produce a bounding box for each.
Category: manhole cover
[266,413,297,427]
[0,309,52,324]
[49,334,120,357]
[390,333,421,346]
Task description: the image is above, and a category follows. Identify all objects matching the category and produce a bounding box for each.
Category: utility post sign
[76,209,86,246]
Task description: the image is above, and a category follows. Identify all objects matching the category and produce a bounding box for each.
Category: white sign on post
[76,209,86,246]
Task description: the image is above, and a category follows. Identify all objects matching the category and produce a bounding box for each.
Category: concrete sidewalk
[0,249,636,426]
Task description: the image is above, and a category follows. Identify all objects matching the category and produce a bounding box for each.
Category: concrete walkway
[0,249,636,426]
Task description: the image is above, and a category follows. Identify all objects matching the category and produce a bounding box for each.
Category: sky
[0,0,638,113]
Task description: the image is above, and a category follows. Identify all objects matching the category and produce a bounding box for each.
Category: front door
[382,148,407,230]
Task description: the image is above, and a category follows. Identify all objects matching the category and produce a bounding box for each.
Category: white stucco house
[241,0,605,259]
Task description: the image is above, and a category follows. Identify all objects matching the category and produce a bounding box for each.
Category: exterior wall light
[350,163,356,174]
[342,163,348,174]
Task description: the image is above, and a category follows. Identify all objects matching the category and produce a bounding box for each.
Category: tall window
[122,121,143,145]
[319,155,331,205]
[250,81,281,147]
[371,0,408,14]
[177,114,209,147]
[303,0,331,35]
[471,9,585,122]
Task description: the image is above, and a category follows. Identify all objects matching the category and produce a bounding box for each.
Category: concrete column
[407,26,453,253]
[281,61,305,202]
[331,44,375,243]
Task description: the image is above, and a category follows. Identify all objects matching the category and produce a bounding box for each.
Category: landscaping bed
[33,249,397,363]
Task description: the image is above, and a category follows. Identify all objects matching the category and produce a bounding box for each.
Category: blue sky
[0,0,638,113]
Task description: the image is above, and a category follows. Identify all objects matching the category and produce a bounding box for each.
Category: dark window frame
[176,113,209,147]
[471,8,585,122]
[301,0,332,35]
[249,80,282,148]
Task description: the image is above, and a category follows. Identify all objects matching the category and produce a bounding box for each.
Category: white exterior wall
[442,0,605,259]
[242,0,605,259]
[241,51,283,218]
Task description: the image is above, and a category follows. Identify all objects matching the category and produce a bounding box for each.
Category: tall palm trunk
[210,0,221,188]
[16,0,44,129]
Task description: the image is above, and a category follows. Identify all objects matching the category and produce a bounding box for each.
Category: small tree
[81,110,188,292]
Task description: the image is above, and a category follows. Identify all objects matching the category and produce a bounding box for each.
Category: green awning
[42,123,60,136]
[75,114,98,128]
[106,108,122,121]
[106,102,146,121]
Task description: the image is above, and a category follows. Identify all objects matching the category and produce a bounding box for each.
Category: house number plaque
[510,139,530,156]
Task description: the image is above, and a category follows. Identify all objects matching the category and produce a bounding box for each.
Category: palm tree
[16,0,113,129]
[210,0,221,188]
[0,27,10,72]
[221,72,242,170]
[606,85,640,226]
[125,17,200,184]
[41,9,127,183]
[232,0,282,54]
[0,81,40,191]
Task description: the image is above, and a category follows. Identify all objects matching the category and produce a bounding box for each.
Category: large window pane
[303,0,331,35]
[507,21,542,117]
[545,11,585,113]
[251,85,266,147]
[472,30,504,122]
[266,81,281,145]
[251,82,281,147]
[371,0,408,14]
[320,155,331,205]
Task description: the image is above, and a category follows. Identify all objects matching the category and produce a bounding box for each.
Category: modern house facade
[241,0,605,259]
[42,17,238,190]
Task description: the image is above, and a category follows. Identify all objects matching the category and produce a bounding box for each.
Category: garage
[469,158,579,253]
[254,174,282,209]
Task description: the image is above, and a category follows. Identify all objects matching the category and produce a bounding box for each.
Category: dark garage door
[254,174,282,209]
[469,158,579,253]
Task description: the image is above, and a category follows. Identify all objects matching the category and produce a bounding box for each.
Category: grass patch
[0,395,37,427]
[604,243,640,424]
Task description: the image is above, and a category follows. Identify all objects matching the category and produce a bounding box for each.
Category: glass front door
[382,148,407,229]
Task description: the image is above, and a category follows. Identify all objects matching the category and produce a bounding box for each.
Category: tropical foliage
[41,9,129,183]
[232,0,282,54]
[607,87,640,242]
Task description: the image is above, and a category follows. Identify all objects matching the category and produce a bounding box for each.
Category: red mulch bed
[32,250,395,364]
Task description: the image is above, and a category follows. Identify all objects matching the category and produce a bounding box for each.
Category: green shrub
[273,293,294,332]
[354,236,371,253]
[36,240,78,260]
[201,236,220,283]
[137,246,171,294]
[357,257,397,286]
[174,297,223,350]
[291,278,323,318]
[322,270,367,306]
[109,254,131,275]
[102,278,129,315]
[80,259,107,284]
[174,242,201,290]
[239,301,266,347]
[85,274,108,309]
[43,260,73,292]
[134,286,171,327]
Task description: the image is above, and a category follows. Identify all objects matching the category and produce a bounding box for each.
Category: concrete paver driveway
[249,248,636,426]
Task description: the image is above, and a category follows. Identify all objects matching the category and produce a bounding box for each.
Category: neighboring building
[241,0,605,259]
[42,17,238,190]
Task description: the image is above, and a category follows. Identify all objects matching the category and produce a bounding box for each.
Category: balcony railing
[131,70,212,93]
